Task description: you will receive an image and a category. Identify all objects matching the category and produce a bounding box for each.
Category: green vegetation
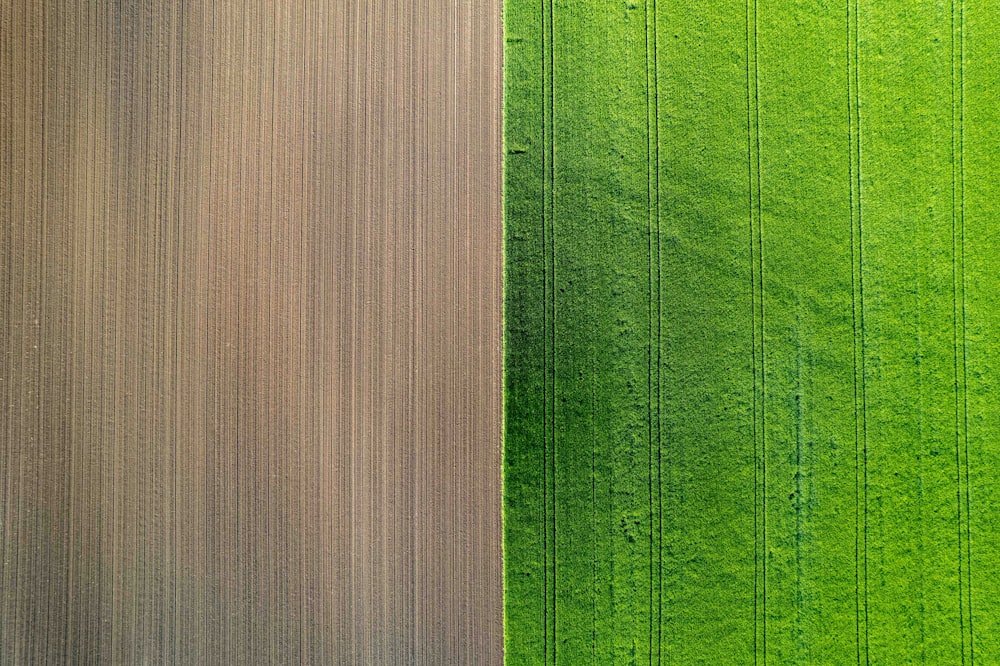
[503,0,1000,662]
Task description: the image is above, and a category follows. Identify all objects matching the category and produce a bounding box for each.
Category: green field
[503,0,1000,662]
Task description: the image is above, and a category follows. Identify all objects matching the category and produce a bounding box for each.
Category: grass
[503,0,1000,662]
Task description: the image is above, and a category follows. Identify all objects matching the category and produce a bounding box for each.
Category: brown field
[0,1,501,663]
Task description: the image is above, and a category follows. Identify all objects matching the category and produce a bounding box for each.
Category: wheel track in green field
[951,0,974,659]
[745,0,765,660]
[846,0,869,661]
[643,0,662,661]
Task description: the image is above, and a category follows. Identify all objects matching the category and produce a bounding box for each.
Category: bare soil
[0,1,502,663]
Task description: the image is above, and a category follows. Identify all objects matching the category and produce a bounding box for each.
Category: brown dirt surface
[0,1,502,663]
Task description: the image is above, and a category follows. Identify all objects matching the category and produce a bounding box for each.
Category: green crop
[503,0,1000,663]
